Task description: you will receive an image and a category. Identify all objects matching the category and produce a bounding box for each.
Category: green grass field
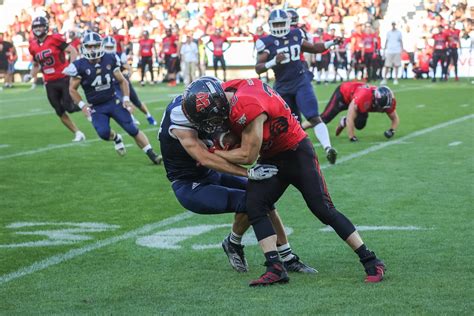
[0,80,473,315]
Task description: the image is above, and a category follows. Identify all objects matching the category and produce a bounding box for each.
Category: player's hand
[333,37,343,45]
[23,74,32,82]
[81,105,92,121]
[124,100,133,112]
[247,164,278,180]
[384,128,395,139]
[349,136,359,142]
[275,52,287,64]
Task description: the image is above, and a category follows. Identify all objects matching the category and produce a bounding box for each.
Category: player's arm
[113,69,133,109]
[384,110,399,139]
[301,38,338,54]
[255,39,286,74]
[173,128,248,177]
[28,61,41,88]
[68,76,90,118]
[214,113,267,165]
[346,101,359,141]
[64,44,78,61]
[223,39,231,52]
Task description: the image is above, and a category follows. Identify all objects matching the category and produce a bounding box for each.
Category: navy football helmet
[32,16,49,38]
[374,86,395,110]
[182,77,230,134]
[286,8,299,27]
[82,32,105,60]
[268,9,290,38]
[102,36,117,54]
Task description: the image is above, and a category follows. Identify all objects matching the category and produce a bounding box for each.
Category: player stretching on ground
[159,83,316,273]
[321,82,399,141]
[64,32,161,164]
[102,36,158,126]
[27,16,86,142]
[255,9,338,164]
[183,77,386,286]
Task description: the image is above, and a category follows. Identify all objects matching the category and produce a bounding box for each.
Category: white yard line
[0,212,194,285]
[0,113,472,285]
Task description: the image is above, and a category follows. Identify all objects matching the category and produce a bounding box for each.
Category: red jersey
[28,33,69,82]
[139,38,155,57]
[446,29,461,48]
[162,35,178,56]
[417,51,431,72]
[223,79,307,158]
[209,35,228,57]
[352,86,397,114]
[252,33,267,43]
[362,33,376,53]
[113,34,125,54]
[313,33,331,55]
[69,38,81,50]
[339,82,366,105]
[351,32,363,52]
[432,33,448,50]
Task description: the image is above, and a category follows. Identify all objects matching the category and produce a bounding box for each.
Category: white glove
[23,74,32,82]
[247,164,278,180]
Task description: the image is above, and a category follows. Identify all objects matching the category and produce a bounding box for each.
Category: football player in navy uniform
[64,32,161,164]
[158,77,316,274]
[102,36,158,126]
[255,9,339,164]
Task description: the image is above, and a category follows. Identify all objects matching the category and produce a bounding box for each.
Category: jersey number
[262,82,289,109]
[91,74,112,91]
[35,49,55,67]
[275,44,301,64]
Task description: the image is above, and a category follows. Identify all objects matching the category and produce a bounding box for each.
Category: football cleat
[222,236,248,272]
[283,255,318,274]
[325,147,337,165]
[147,116,158,126]
[364,258,386,283]
[335,116,346,136]
[72,131,86,142]
[146,149,162,165]
[114,134,126,156]
[249,261,289,287]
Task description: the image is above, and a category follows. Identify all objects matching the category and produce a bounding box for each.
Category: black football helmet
[32,16,49,38]
[182,77,230,134]
[286,8,299,27]
[374,86,395,110]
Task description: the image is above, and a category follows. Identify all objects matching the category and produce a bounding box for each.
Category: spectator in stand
[180,35,199,85]
[0,33,17,88]
[445,22,461,81]
[162,28,179,87]
[138,30,158,86]
[381,22,403,85]
[431,25,449,82]
[413,47,432,79]
[206,28,230,81]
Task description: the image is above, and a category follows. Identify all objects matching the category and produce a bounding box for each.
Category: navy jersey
[158,95,211,182]
[256,28,308,93]
[64,53,121,105]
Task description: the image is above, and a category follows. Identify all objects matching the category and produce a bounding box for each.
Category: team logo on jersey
[106,64,111,70]
[86,69,91,75]
[270,116,289,136]
[237,114,247,125]
[293,36,298,41]
[96,69,101,74]
[195,92,211,112]
[274,40,279,46]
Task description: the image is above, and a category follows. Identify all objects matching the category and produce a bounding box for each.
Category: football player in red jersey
[138,30,158,86]
[162,28,179,86]
[68,31,81,51]
[26,16,85,142]
[182,77,386,286]
[446,22,461,81]
[111,27,125,55]
[431,26,449,82]
[206,28,231,81]
[361,25,378,82]
[321,82,399,141]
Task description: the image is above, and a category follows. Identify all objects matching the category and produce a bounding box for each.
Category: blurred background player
[431,25,449,82]
[413,47,432,79]
[180,35,199,86]
[138,30,158,86]
[206,28,231,81]
[446,22,461,81]
[381,22,403,85]
[351,24,364,80]
[68,31,81,52]
[361,25,379,82]
[0,32,17,88]
[26,16,85,142]
[111,27,126,57]
[320,82,399,141]
[334,28,350,82]
[103,36,158,126]
[252,26,268,81]
[312,28,332,85]
[162,28,179,86]
[64,32,161,164]
[255,9,338,164]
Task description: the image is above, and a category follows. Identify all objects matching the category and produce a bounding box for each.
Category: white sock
[142,144,152,153]
[313,122,331,149]
[146,113,152,118]
[277,243,295,262]
[316,71,321,81]
[229,231,242,245]
[75,131,82,135]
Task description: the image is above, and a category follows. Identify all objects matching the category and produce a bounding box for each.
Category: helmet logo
[196,92,211,112]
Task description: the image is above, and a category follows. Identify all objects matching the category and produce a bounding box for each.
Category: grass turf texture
[0,80,472,314]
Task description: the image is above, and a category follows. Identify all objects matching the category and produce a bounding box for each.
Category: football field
[0,80,473,314]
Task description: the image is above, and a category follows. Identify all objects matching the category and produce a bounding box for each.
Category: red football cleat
[249,261,289,287]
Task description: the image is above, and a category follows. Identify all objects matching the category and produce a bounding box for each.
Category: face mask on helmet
[82,32,105,60]
[269,10,291,38]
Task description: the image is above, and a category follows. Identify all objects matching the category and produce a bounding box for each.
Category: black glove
[333,37,343,45]
[384,129,395,139]
[350,136,359,142]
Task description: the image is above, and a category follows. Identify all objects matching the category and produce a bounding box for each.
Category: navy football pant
[91,99,139,140]
[115,81,143,109]
[246,138,356,241]
[279,80,319,122]
[172,171,247,215]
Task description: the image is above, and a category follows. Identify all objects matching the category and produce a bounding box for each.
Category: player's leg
[280,92,301,123]
[213,56,218,78]
[128,80,157,125]
[111,103,162,164]
[452,49,459,80]
[147,57,154,83]
[296,81,337,164]
[289,138,385,282]
[221,57,227,82]
[90,105,117,152]
[354,112,368,130]
[320,85,348,137]
[140,57,146,85]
